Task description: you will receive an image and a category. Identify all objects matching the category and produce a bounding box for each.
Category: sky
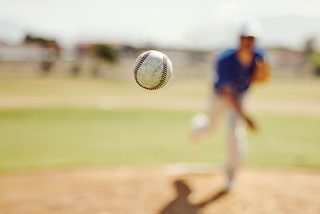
[0,0,320,50]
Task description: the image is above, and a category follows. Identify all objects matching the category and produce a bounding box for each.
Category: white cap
[238,20,262,38]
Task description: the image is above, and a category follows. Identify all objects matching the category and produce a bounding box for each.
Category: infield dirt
[0,167,320,214]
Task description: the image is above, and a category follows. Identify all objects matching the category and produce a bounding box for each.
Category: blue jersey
[214,49,264,94]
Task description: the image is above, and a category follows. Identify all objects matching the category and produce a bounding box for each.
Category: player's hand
[245,117,258,132]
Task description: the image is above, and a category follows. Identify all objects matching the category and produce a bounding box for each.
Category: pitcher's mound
[0,167,319,214]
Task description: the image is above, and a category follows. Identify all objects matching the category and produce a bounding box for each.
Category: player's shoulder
[216,49,237,63]
[254,48,266,58]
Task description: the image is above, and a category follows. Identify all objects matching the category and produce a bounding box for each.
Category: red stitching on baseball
[134,51,152,90]
[134,51,168,90]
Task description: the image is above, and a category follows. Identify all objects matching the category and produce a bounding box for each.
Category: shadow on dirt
[159,179,228,214]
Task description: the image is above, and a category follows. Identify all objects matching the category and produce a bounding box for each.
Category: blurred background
[0,0,320,78]
[0,1,320,213]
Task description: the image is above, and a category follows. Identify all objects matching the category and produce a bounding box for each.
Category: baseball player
[190,21,270,191]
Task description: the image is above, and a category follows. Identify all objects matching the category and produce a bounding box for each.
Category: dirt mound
[0,167,319,214]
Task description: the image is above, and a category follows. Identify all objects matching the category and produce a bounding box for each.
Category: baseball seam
[134,51,168,90]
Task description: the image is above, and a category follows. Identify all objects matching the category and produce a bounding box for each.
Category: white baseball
[133,50,173,90]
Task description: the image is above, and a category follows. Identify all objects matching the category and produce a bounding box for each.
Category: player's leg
[225,96,247,191]
[190,93,226,144]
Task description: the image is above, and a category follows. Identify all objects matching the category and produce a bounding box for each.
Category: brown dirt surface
[0,167,319,214]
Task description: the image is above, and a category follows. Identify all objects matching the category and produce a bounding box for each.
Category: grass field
[0,77,320,173]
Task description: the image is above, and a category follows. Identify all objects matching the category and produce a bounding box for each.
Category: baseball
[133,50,173,90]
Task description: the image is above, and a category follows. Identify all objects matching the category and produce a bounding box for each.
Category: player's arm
[221,86,257,131]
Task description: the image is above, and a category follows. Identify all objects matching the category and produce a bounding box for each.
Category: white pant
[193,93,247,183]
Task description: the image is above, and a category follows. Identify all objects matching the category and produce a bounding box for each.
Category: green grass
[247,113,320,169]
[0,108,319,173]
[0,108,217,173]
[0,77,208,99]
[0,76,319,173]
